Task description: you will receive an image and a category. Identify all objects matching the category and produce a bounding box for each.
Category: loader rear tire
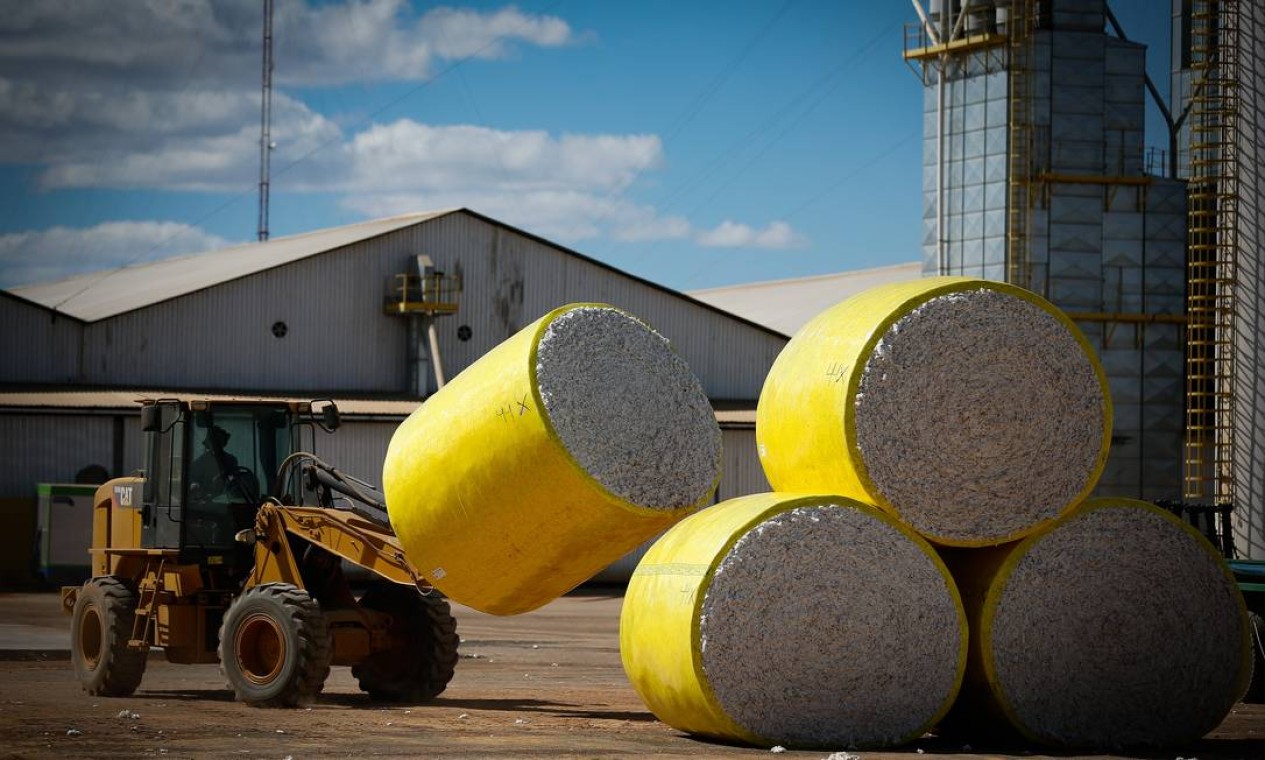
[71,576,147,697]
[353,585,459,702]
[219,583,331,707]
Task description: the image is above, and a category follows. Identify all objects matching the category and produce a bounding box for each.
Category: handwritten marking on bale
[757,277,1111,546]
[944,498,1250,749]
[621,493,966,750]
[384,304,720,616]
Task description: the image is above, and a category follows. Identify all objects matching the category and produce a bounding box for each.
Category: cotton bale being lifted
[942,497,1250,749]
[621,492,966,749]
[757,277,1111,547]
[384,304,721,616]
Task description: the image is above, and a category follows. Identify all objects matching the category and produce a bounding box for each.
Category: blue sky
[0,1,1170,291]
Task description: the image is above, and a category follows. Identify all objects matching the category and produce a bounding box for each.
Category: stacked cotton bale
[620,493,966,750]
[941,498,1251,749]
[384,303,721,615]
[756,276,1112,547]
[615,275,1248,752]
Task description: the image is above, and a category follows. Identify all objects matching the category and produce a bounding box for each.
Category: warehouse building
[0,208,784,583]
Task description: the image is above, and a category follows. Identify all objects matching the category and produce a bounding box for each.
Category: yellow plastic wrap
[383,304,716,616]
[755,276,1112,547]
[620,492,967,748]
[942,497,1252,747]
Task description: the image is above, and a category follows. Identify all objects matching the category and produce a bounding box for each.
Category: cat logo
[114,485,134,507]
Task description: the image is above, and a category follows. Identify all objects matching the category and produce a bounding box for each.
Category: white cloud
[0,1,803,261]
[344,121,662,193]
[342,189,690,245]
[419,5,575,60]
[0,1,578,89]
[34,92,342,191]
[0,1,580,172]
[0,222,232,288]
[610,213,693,243]
[696,220,800,249]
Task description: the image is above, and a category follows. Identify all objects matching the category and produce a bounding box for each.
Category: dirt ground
[1,590,1263,760]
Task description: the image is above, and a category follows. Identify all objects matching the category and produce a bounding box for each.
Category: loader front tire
[219,583,331,707]
[353,585,459,702]
[71,576,147,696]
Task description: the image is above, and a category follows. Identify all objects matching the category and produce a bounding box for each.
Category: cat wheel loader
[60,398,458,707]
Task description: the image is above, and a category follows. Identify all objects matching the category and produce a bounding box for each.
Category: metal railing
[383,272,462,315]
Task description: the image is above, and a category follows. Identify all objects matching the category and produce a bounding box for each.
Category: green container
[36,483,98,584]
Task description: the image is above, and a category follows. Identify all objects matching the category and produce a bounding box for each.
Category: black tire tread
[72,576,147,697]
[352,586,459,702]
[218,583,331,708]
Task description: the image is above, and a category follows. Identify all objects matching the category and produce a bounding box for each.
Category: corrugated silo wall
[74,212,785,403]
[1234,1,1265,558]
[919,47,1011,280]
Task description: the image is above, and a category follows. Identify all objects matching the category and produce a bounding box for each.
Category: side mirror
[321,402,341,431]
[140,404,160,432]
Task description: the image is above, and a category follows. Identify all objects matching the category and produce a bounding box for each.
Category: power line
[660,0,795,144]
[677,17,900,220]
[779,126,918,221]
[599,1,796,216]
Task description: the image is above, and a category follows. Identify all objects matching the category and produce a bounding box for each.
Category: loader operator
[189,425,240,499]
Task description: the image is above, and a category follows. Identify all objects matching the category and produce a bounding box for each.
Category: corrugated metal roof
[0,389,755,425]
[11,210,454,322]
[689,261,923,336]
[0,389,421,416]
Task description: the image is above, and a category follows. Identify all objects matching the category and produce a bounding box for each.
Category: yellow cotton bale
[620,492,966,749]
[383,304,721,616]
[941,498,1251,749]
[756,277,1111,547]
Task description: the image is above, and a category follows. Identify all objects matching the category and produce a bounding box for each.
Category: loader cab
[139,399,339,568]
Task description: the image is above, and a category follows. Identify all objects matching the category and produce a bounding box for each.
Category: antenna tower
[258,0,274,242]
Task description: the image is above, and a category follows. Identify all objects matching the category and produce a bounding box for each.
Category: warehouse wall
[419,214,787,401]
[0,412,143,500]
[0,294,84,385]
[313,420,397,490]
[64,212,782,402]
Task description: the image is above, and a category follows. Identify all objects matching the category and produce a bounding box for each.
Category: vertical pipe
[407,314,425,397]
[939,66,947,274]
[112,415,125,479]
[427,317,446,390]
